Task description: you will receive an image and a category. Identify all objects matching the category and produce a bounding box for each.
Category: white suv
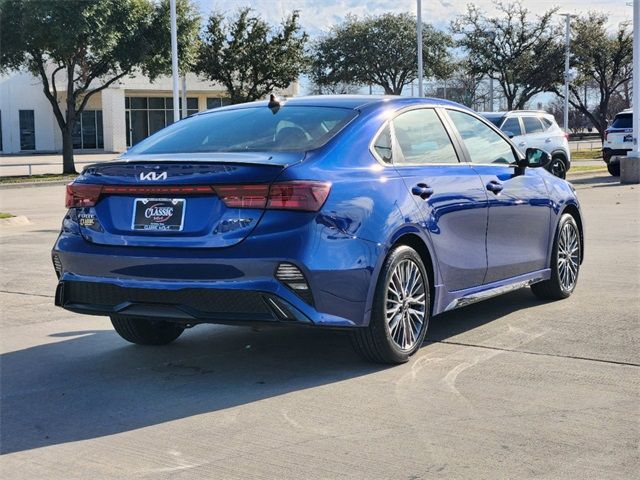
[603,109,632,176]
[480,111,571,178]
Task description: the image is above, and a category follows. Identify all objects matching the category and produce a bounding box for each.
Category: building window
[125,96,199,147]
[19,110,36,151]
[206,97,232,109]
[72,110,104,150]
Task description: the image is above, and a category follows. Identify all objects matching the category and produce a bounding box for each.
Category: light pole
[632,0,639,158]
[417,0,423,97]
[170,0,180,123]
[560,14,576,133]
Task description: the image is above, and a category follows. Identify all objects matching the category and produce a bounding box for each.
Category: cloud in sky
[196,0,631,35]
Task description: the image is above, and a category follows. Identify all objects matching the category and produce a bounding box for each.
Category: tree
[196,8,308,104]
[144,0,201,80]
[556,13,632,141]
[310,13,452,96]
[452,2,564,110]
[435,60,493,109]
[0,0,199,174]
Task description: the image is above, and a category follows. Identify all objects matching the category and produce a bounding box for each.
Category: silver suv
[603,109,632,176]
[480,111,571,178]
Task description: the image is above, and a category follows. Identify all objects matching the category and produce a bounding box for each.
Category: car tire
[531,214,581,301]
[607,163,620,176]
[549,156,567,179]
[351,245,430,364]
[110,315,185,345]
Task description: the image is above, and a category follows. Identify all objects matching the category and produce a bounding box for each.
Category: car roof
[199,95,468,114]
[480,110,551,117]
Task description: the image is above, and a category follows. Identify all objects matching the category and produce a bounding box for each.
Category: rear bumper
[602,148,631,163]
[55,278,315,325]
[52,226,384,328]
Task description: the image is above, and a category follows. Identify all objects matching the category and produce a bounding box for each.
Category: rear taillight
[65,180,331,212]
[604,131,609,141]
[215,184,270,209]
[65,183,102,208]
[216,181,331,212]
[266,181,331,211]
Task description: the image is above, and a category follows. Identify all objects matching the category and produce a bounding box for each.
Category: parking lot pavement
[0,173,638,479]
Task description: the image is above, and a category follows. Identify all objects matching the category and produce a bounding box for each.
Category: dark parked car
[53,95,584,364]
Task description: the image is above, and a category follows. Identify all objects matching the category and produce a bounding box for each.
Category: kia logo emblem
[139,171,167,181]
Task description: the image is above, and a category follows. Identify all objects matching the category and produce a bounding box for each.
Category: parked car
[53,96,584,364]
[480,111,571,179]
[603,109,632,176]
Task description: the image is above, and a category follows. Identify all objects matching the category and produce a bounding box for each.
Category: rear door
[445,109,552,284]
[521,115,549,152]
[390,108,488,291]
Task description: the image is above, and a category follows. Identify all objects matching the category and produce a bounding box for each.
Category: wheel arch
[390,233,437,315]
[560,203,585,264]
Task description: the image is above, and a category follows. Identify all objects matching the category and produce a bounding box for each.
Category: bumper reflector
[52,254,63,278]
[275,263,313,304]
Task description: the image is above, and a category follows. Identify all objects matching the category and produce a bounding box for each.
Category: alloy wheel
[557,222,580,291]
[385,259,426,350]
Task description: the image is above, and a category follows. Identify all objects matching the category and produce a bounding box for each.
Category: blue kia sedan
[53,95,583,364]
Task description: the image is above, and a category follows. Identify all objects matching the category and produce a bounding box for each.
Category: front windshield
[126,106,358,155]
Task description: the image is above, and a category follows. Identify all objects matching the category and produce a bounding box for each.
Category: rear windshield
[480,114,504,128]
[611,113,632,129]
[126,106,358,154]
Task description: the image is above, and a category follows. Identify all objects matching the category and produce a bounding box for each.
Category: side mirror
[519,148,551,169]
[502,130,515,139]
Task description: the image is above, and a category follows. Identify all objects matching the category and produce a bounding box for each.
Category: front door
[445,109,552,284]
[391,108,489,291]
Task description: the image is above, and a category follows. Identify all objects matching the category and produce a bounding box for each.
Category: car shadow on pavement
[569,174,620,187]
[1,288,543,455]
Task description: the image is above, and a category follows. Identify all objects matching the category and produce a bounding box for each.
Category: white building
[0,70,298,154]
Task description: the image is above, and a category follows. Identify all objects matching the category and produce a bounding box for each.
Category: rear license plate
[132,198,185,231]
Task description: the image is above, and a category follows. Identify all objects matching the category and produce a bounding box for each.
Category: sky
[193,0,631,100]
[196,0,631,36]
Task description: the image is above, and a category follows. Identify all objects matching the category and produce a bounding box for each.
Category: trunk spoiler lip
[121,151,303,165]
[80,152,305,173]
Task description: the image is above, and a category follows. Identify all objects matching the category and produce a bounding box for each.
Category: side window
[541,117,554,130]
[372,124,392,163]
[522,116,545,134]
[392,109,458,165]
[501,117,522,136]
[448,110,517,165]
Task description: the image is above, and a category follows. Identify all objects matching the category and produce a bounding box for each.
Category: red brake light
[65,183,103,208]
[215,184,270,209]
[604,131,608,141]
[64,181,331,212]
[267,181,331,211]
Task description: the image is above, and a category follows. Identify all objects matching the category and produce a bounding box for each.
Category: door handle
[411,183,434,200]
[545,138,552,143]
[486,180,504,194]
[518,142,526,147]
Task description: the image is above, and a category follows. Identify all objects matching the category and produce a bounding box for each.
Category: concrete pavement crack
[0,289,54,299]
[428,340,640,368]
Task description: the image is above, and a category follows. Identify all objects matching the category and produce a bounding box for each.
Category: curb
[0,180,69,189]
[0,215,31,227]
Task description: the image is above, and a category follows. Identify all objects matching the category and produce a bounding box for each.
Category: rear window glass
[482,115,504,127]
[541,117,554,129]
[522,116,545,134]
[127,106,358,154]
[611,113,632,129]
